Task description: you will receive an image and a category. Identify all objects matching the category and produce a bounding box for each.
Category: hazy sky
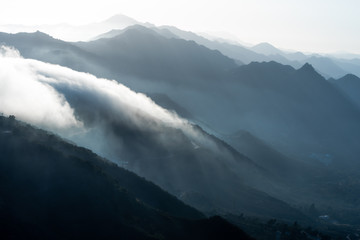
[1,0,359,54]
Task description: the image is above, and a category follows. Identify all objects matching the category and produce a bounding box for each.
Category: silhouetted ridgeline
[0,115,252,240]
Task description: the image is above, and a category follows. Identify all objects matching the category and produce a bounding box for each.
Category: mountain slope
[147,93,194,119]
[0,29,238,87]
[159,25,269,64]
[75,25,237,84]
[226,62,360,166]
[0,31,106,76]
[332,58,360,78]
[0,115,253,240]
[92,24,179,41]
[331,74,360,108]
[242,41,360,78]
[301,56,347,78]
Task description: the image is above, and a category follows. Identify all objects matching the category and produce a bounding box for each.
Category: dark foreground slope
[0,115,252,240]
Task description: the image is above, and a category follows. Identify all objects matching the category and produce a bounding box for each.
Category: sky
[0,0,359,54]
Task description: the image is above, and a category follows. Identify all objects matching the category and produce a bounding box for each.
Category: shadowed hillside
[0,115,253,240]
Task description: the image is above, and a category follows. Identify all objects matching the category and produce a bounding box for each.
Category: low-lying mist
[0,45,213,156]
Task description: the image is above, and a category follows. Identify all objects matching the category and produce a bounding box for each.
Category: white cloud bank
[0,45,214,155]
[0,46,81,130]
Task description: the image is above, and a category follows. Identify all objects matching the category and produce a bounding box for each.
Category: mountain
[3,13,358,79]
[285,51,309,61]
[331,74,360,108]
[93,24,271,64]
[225,62,360,167]
[102,14,139,27]
[327,52,360,60]
[245,42,360,79]
[0,14,140,41]
[158,25,268,64]
[251,42,284,56]
[75,25,237,84]
[147,93,194,119]
[302,56,347,78]
[154,27,360,79]
[0,27,238,85]
[250,43,358,78]
[0,115,254,240]
[0,31,106,76]
[137,60,360,208]
[225,130,310,178]
[92,24,179,41]
[331,57,360,78]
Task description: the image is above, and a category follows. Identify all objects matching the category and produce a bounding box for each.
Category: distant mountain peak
[340,73,360,81]
[296,62,327,80]
[116,24,160,38]
[299,62,315,72]
[103,14,138,25]
[33,30,50,36]
[92,25,160,41]
[251,42,283,56]
[245,61,295,72]
[16,30,55,40]
[126,24,152,31]
[254,42,275,48]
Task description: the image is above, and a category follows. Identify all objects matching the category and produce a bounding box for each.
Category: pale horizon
[1,0,359,55]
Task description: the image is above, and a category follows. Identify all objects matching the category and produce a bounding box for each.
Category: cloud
[0,45,217,159]
[0,46,81,130]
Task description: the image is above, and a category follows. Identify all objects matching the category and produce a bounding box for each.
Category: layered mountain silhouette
[0,28,237,84]
[248,42,359,78]
[94,24,360,79]
[333,58,360,77]
[75,25,237,83]
[225,62,360,166]
[2,13,359,78]
[2,21,360,228]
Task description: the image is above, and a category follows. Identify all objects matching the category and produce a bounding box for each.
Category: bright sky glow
[0,0,359,54]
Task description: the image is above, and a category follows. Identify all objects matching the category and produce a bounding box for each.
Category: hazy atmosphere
[1,0,359,54]
[1,1,360,239]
